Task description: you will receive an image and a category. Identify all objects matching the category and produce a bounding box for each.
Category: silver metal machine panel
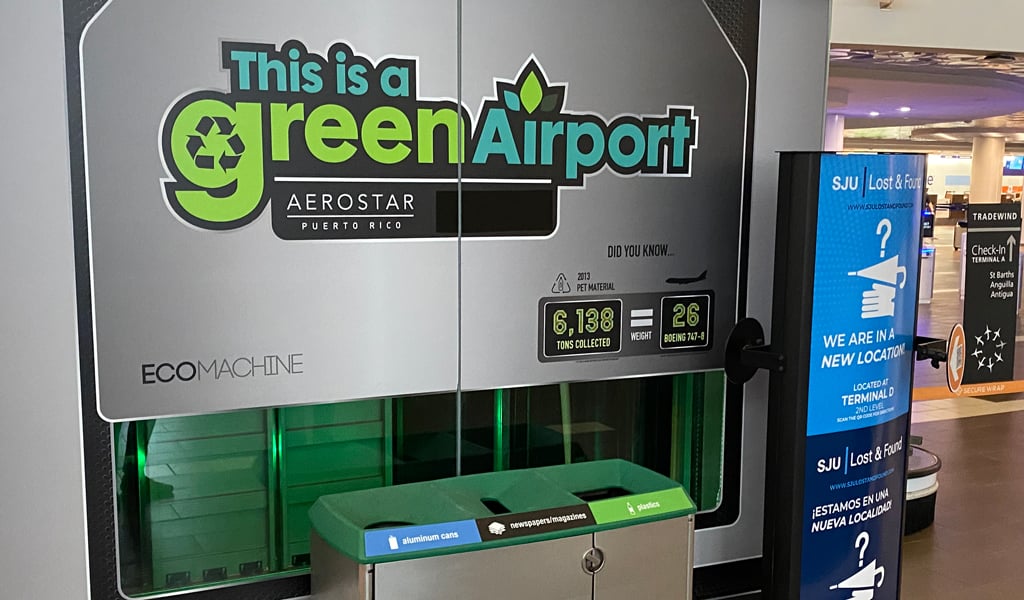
[594,517,694,600]
[312,520,697,599]
[0,0,831,596]
[458,0,748,390]
[77,0,746,420]
[311,533,373,600]
[79,0,462,420]
[373,535,593,600]
[693,0,831,570]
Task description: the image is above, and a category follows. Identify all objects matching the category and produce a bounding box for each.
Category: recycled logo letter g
[162,96,265,230]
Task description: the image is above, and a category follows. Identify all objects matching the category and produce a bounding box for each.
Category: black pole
[763,152,821,599]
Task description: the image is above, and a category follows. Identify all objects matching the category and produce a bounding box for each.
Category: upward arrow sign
[1008,235,1018,258]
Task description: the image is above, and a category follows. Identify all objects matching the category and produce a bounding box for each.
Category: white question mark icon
[876,219,893,258]
[855,531,870,568]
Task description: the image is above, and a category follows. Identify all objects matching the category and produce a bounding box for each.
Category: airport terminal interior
[7,1,1024,599]
[822,33,1024,599]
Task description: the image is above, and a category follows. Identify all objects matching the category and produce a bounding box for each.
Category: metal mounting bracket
[724,318,786,384]
[914,336,947,370]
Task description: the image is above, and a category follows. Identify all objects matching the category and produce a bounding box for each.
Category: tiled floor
[911,395,1024,422]
[902,411,1024,598]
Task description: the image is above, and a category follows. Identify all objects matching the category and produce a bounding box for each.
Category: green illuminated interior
[114,373,726,596]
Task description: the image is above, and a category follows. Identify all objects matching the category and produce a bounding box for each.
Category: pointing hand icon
[861,283,896,319]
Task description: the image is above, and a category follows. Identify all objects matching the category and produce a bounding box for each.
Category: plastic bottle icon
[627,502,636,516]
[388,535,399,551]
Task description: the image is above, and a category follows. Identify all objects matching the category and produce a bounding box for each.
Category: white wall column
[970,135,1006,203]
[0,0,90,598]
[823,113,846,152]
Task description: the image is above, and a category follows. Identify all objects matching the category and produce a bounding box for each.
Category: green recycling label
[588,488,693,525]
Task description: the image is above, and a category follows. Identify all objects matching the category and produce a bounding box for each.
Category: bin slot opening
[572,486,633,502]
[481,498,512,515]
[239,561,263,577]
[365,521,414,529]
[166,571,191,588]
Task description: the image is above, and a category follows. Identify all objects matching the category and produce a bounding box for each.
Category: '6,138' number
[553,307,616,336]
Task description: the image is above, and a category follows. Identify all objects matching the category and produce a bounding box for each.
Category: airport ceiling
[829,47,1024,135]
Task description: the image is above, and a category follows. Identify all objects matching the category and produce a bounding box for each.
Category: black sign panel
[541,299,623,359]
[963,204,1021,384]
[660,293,713,350]
[922,210,935,239]
[475,505,596,541]
[537,291,717,362]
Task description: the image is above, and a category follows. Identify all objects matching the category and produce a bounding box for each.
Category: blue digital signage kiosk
[763,153,925,599]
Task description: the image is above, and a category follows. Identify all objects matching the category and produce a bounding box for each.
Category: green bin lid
[309,459,695,564]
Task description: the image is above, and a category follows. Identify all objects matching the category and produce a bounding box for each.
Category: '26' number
[672,303,701,328]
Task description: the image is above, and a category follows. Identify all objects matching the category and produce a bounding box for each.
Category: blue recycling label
[364,520,482,558]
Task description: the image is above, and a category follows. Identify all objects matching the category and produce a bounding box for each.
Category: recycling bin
[919,246,935,304]
[904,445,941,535]
[954,219,967,250]
[309,460,696,600]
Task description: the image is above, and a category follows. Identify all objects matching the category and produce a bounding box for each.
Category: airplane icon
[976,335,985,346]
[985,326,993,340]
[986,359,995,372]
[997,341,1007,349]
[979,358,987,370]
[996,353,1004,363]
[993,328,1002,340]
[972,348,984,358]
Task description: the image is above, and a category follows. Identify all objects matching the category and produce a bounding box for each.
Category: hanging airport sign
[962,204,1020,384]
[71,0,749,421]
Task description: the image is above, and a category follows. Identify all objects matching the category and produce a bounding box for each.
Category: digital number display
[542,299,622,358]
[660,294,712,350]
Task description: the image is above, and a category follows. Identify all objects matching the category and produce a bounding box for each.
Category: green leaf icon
[540,93,559,113]
[520,72,543,114]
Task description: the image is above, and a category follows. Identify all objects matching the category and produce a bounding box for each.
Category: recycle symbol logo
[185,115,245,171]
